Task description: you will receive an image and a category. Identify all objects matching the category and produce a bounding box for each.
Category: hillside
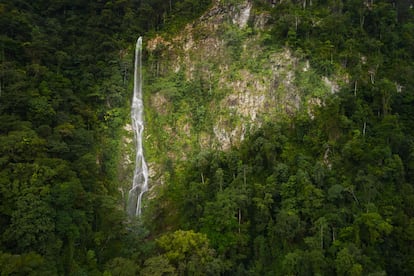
[139,0,414,274]
[1,0,414,275]
[139,0,340,189]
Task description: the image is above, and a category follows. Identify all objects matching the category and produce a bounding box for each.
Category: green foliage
[0,251,53,276]
[140,255,175,276]
[158,98,412,274]
[1,0,413,275]
[152,230,223,275]
[0,0,153,273]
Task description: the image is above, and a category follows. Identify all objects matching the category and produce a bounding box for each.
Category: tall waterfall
[128,37,148,216]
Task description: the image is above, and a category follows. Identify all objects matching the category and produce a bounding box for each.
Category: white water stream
[128,37,148,216]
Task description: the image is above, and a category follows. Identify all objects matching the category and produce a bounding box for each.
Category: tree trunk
[238,208,241,234]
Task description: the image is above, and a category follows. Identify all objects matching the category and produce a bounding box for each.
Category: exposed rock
[253,12,271,30]
[232,1,252,28]
[147,35,170,51]
[323,76,339,94]
[146,0,335,158]
[151,93,171,115]
[123,123,133,132]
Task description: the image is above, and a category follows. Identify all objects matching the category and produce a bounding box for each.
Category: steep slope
[135,1,414,275]
[142,0,339,188]
[1,0,412,274]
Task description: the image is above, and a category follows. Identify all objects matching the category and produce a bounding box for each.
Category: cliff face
[142,0,338,186]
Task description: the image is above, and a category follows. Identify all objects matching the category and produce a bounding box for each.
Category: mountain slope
[142,0,339,185]
[138,0,414,275]
[1,0,413,274]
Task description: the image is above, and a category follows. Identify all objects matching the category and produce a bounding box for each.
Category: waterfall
[128,37,149,216]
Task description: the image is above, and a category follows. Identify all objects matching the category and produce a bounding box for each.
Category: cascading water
[128,37,149,216]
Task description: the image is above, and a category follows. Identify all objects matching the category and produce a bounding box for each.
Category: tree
[0,251,54,275]
[3,200,54,254]
[153,230,223,275]
[335,245,363,276]
[105,257,138,276]
[140,255,176,276]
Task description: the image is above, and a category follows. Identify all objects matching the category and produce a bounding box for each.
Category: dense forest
[1,0,414,275]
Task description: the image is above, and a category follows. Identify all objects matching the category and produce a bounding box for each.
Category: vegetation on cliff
[1,0,414,275]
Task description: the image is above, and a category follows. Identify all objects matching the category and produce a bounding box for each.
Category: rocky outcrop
[145,0,333,155]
